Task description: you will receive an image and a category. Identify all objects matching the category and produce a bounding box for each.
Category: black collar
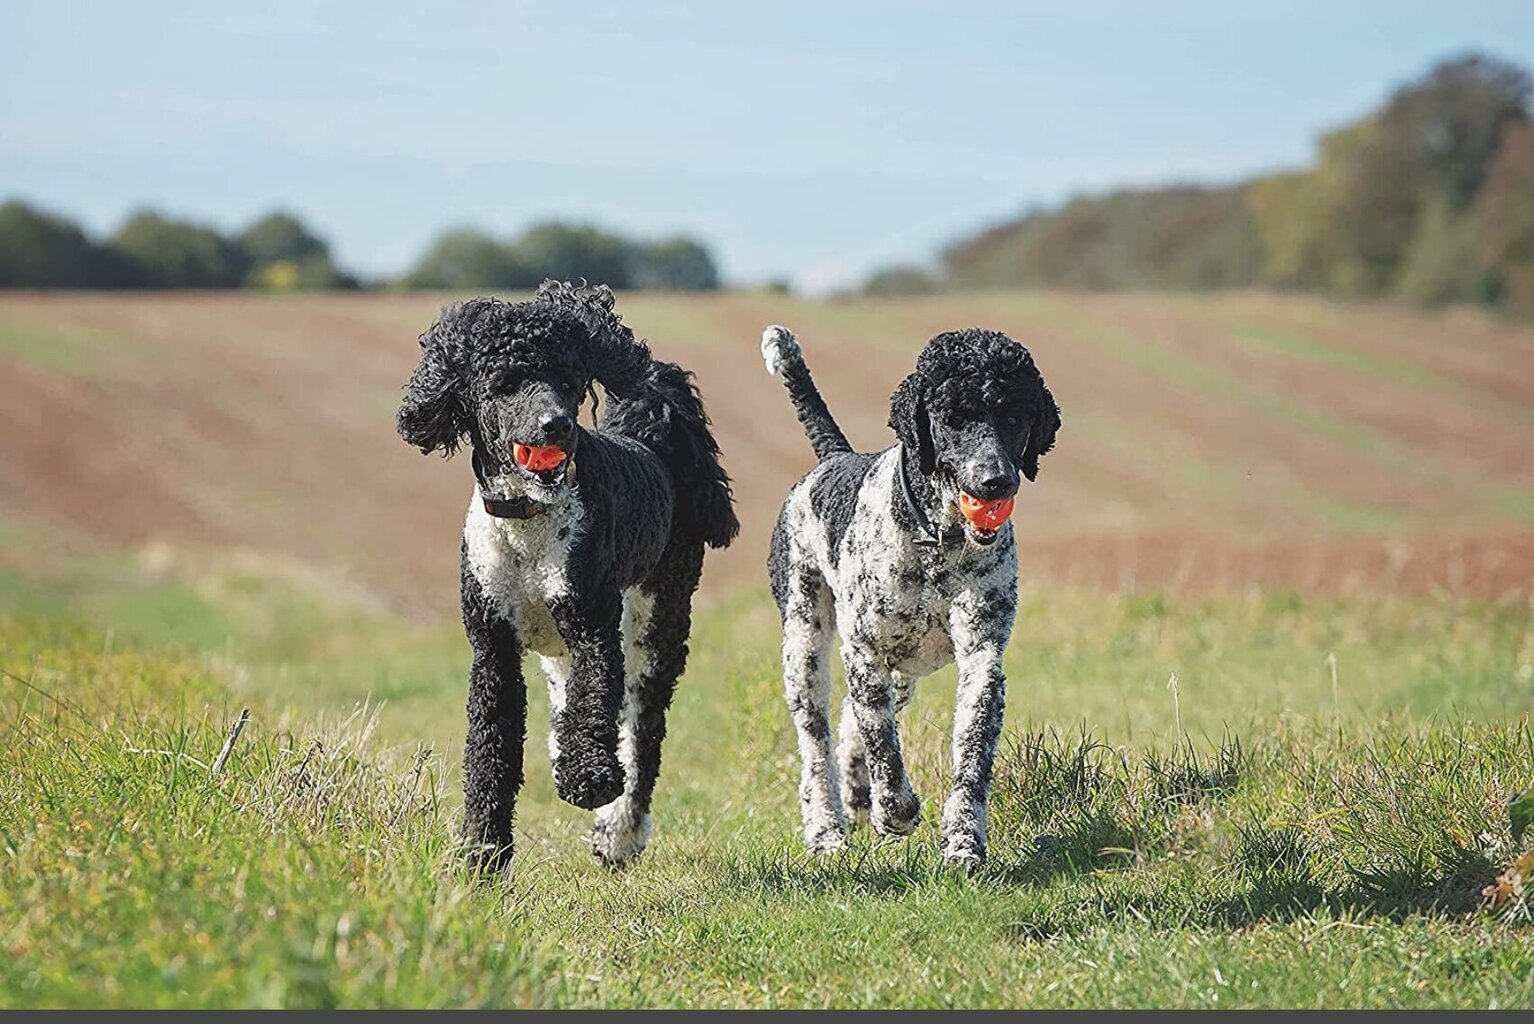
[472,449,545,520]
[896,444,960,548]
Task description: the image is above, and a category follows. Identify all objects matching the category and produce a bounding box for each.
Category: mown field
[2,291,1532,1008]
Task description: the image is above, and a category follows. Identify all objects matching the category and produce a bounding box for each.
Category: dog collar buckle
[472,449,547,520]
[481,493,544,519]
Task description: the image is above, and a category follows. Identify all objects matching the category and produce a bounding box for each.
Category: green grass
[3,569,1533,1008]
[0,318,130,377]
[0,321,90,374]
[1230,328,1445,391]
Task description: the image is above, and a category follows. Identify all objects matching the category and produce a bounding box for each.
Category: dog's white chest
[463,489,583,656]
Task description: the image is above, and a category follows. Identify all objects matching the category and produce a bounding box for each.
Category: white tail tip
[761,324,800,376]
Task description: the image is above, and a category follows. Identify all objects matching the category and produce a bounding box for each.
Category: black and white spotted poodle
[761,323,1059,867]
[397,281,737,870]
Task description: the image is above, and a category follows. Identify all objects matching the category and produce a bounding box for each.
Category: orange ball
[513,443,567,472]
[958,492,1015,530]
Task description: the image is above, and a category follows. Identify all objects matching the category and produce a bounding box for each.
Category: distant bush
[1478,122,1534,315]
[0,200,718,295]
[943,186,1264,292]
[400,222,721,293]
[403,228,537,290]
[236,212,328,268]
[862,264,940,296]
[1393,197,1494,306]
[108,210,246,288]
[910,51,1534,316]
[512,222,634,289]
[237,212,355,291]
[629,236,720,291]
[0,200,134,288]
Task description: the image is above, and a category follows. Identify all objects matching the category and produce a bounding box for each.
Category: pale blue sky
[4,2,1532,290]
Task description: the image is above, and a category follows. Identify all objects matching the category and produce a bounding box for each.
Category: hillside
[3,290,1534,615]
[897,55,1534,321]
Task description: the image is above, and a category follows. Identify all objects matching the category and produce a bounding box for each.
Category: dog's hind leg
[591,547,704,867]
[779,566,846,853]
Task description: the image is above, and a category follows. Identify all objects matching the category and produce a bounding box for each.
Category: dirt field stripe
[1034,300,1534,525]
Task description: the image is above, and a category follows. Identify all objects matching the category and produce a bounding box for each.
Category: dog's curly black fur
[399,281,736,870]
[762,324,1059,867]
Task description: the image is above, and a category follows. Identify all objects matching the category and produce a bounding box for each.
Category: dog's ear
[576,285,652,398]
[534,281,652,398]
[1021,375,1060,483]
[889,371,935,475]
[397,306,470,456]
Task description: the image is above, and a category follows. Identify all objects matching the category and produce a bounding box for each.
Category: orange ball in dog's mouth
[513,443,567,473]
[958,492,1015,532]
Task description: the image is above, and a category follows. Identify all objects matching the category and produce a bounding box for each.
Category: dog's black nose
[967,460,1019,500]
[539,412,573,443]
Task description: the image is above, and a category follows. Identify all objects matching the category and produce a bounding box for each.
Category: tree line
[0,205,721,293]
[866,53,1534,318]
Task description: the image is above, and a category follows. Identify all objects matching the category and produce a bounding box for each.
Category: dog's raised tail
[760,325,853,462]
[602,359,739,550]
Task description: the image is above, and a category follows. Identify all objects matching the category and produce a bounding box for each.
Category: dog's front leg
[548,591,627,810]
[843,644,922,837]
[461,553,527,872]
[942,580,1016,869]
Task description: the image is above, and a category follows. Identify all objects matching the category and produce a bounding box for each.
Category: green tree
[1145,189,1264,289]
[1256,54,1531,298]
[108,210,244,288]
[1380,53,1532,213]
[1477,122,1534,315]
[237,212,354,290]
[1393,195,1491,305]
[402,228,535,290]
[629,236,720,291]
[510,222,632,288]
[0,200,129,288]
[934,51,1532,312]
[862,264,939,296]
[236,211,328,267]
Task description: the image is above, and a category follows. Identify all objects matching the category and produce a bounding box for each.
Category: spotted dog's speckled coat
[762,324,1059,867]
[398,282,737,871]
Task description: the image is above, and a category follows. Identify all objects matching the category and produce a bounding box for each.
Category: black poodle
[398,281,737,869]
[761,324,1059,867]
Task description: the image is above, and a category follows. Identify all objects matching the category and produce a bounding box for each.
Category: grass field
[2,291,1533,1007]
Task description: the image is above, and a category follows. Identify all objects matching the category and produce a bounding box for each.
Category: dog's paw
[590,802,652,869]
[761,324,800,376]
[941,836,986,873]
[807,824,849,856]
[871,788,922,837]
[554,748,626,810]
[461,832,514,876]
[841,759,872,830]
[845,781,871,831]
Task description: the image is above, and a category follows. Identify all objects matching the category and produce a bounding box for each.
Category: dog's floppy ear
[397,305,471,456]
[889,371,936,475]
[585,316,651,398]
[538,281,652,398]
[1021,375,1060,483]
